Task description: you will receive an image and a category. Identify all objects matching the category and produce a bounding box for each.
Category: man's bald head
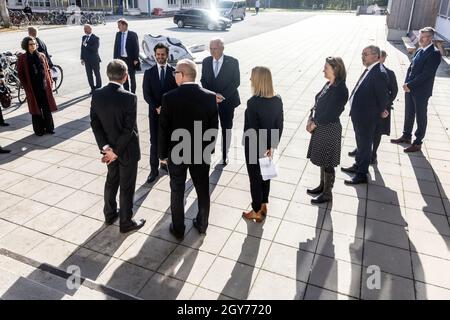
[209,38,224,60]
[174,59,197,85]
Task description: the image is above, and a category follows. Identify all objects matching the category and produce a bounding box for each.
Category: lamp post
[148,0,151,16]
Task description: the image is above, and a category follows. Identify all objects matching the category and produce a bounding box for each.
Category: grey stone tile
[248,270,306,300]
[304,284,356,300]
[283,202,326,228]
[412,253,450,290]
[26,236,79,266]
[274,220,319,253]
[262,243,314,282]
[138,273,197,300]
[415,281,450,300]
[0,226,48,255]
[316,230,363,265]
[200,256,259,300]
[54,215,105,245]
[365,219,410,250]
[234,215,281,241]
[361,271,415,300]
[0,199,50,225]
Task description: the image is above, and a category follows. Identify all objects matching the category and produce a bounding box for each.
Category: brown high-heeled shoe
[261,203,268,216]
[242,210,264,223]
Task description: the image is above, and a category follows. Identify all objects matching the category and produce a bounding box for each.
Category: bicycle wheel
[51,65,63,92]
[17,84,27,104]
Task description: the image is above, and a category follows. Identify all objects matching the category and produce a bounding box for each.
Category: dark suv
[173,9,232,31]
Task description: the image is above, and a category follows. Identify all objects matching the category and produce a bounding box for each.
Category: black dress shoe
[0,122,10,127]
[391,136,411,144]
[169,223,184,240]
[0,147,11,154]
[104,212,119,225]
[344,175,368,185]
[193,218,207,235]
[341,165,358,174]
[120,219,146,234]
[348,149,357,157]
[146,172,158,184]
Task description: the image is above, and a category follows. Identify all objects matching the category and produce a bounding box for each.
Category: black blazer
[313,81,348,126]
[90,83,140,164]
[405,45,441,99]
[244,95,284,159]
[36,37,53,67]
[159,84,218,164]
[385,66,398,108]
[142,64,178,114]
[350,63,389,122]
[80,33,101,64]
[113,30,140,70]
[200,55,240,109]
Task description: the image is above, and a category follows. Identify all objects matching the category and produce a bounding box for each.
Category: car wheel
[230,15,234,21]
[207,22,215,31]
[177,20,184,28]
[241,14,245,20]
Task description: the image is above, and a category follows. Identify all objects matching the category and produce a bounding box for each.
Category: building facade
[436,0,450,41]
[6,0,214,14]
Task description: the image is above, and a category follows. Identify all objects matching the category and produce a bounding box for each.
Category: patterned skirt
[307,122,342,168]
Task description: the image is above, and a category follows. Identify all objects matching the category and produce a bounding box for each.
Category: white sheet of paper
[259,157,278,181]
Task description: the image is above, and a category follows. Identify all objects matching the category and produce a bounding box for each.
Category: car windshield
[217,1,233,8]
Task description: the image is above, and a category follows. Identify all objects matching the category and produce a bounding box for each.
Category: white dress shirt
[349,62,380,108]
[212,55,224,78]
[120,31,128,57]
[157,63,168,80]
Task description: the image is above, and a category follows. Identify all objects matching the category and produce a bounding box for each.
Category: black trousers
[0,106,5,124]
[103,159,138,228]
[168,162,210,234]
[246,162,270,212]
[31,105,54,135]
[119,57,136,93]
[353,117,376,176]
[149,112,160,173]
[84,61,102,91]
[372,122,382,160]
[219,105,235,161]
[403,92,429,145]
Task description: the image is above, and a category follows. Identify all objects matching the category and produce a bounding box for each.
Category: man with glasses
[201,38,240,165]
[143,43,178,183]
[391,27,442,153]
[159,59,218,240]
[342,45,389,185]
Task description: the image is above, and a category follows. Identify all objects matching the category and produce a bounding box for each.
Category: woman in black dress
[243,66,283,222]
[307,57,348,204]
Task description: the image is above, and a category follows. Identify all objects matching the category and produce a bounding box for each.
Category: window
[440,0,449,17]
[182,0,191,5]
[168,0,177,6]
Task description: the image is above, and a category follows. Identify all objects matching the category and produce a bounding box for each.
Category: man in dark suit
[159,59,218,240]
[348,50,398,164]
[81,24,102,94]
[90,59,145,233]
[143,43,178,183]
[342,45,389,185]
[113,18,140,93]
[28,26,53,67]
[201,38,240,165]
[391,27,442,153]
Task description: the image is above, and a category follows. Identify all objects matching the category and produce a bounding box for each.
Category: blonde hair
[251,66,275,98]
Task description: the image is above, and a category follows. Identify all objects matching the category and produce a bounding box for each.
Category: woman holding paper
[242,66,283,222]
[307,57,348,204]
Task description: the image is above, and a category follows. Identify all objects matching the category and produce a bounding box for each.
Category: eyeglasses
[172,71,182,76]
[28,43,36,46]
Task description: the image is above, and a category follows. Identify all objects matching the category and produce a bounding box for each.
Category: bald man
[201,38,240,165]
[80,24,102,94]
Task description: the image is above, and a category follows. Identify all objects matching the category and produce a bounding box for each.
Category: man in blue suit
[113,18,140,93]
[142,43,178,183]
[80,24,102,94]
[342,45,389,185]
[391,27,442,152]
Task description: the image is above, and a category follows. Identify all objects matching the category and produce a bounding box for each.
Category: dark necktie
[160,66,165,88]
[349,68,369,100]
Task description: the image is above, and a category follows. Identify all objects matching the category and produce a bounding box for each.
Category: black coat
[36,37,53,67]
[350,63,389,124]
[142,64,178,114]
[313,81,348,126]
[405,45,441,99]
[244,95,284,160]
[80,33,101,64]
[159,84,218,164]
[200,55,241,110]
[379,65,399,135]
[113,30,140,70]
[90,83,140,165]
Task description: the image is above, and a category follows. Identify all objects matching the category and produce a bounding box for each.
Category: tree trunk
[0,0,11,28]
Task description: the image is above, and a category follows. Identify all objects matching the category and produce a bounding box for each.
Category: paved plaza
[1,12,450,300]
